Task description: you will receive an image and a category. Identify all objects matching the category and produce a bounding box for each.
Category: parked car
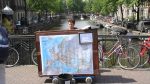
[137,20,150,32]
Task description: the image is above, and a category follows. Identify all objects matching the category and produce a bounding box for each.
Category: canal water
[55,19,108,35]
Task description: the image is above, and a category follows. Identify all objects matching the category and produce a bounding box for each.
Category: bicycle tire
[129,43,150,68]
[118,46,140,70]
[139,48,150,68]
[5,47,19,67]
[139,55,150,68]
[31,48,38,65]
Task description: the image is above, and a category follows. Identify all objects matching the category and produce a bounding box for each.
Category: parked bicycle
[5,42,37,67]
[31,48,38,65]
[98,35,140,70]
[138,37,150,67]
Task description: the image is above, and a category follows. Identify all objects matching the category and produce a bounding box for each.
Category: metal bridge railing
[8,34,149,65]
[9,35,35,65]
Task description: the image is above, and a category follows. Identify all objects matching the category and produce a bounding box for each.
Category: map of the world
[39,34,94,75]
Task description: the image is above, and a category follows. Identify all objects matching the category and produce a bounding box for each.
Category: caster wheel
[71,78,76,84]
[52,78,58,84]
[85,77,92,84]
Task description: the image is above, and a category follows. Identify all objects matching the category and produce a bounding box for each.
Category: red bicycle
[139,37,150,67]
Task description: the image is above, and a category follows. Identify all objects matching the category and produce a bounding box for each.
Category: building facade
[116,1,150,21]
[0,0,26,24]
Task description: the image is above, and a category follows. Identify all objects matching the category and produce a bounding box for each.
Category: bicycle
[5,47,20,67]
[31,48,38,65]
[98,35,140,70]
[5,42,38,67]
[138,37,150,67]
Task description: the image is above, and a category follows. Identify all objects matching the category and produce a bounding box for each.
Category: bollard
[85,77,92,84]
[52,78,58,84]
[71,78,76,84]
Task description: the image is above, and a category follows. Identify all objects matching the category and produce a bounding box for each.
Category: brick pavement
[5,65,150,84]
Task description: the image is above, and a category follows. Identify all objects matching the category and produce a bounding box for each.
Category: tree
[101,0,118,16]
[26,0,64,13]
[91,0,102,13]
[83,0,92,13]
[66,0,74,12]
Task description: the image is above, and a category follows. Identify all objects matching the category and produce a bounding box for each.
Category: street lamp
[2,5,14,15]
[2,5,14,34]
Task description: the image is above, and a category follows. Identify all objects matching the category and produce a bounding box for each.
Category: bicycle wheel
[118,46,140,70]
[31,48,38,65]
[140,55,150,68]
[139,48,150,68]
[130,44,150,68]
[5,47,19,67]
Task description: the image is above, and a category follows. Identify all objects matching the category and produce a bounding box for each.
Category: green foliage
[100,0,118,15]
[91,0,102,13]
[83,0,92,13]
[66,0,74,11]
[2,18,14,34]
[26,0,141,16]
[26,0,64,13]
[66,0,84,12]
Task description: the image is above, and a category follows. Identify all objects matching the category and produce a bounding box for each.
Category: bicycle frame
[105,41,123,58]
[140,45,150,57]
[99,36,124,60]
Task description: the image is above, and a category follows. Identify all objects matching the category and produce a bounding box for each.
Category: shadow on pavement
[44,79,52,83]
[100,69,111,73]
[93,69,136,83]
[95,75,136,83]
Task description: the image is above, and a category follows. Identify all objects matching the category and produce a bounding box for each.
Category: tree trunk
[132,6,135,21]
[148,7,150,19]
[137,7,140,22]
[136,0,140,22]
[120,5,124,26]
[24,0,28,26]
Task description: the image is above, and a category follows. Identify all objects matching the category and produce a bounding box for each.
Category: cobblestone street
[5,65,150,84]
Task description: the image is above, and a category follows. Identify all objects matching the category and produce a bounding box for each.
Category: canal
[54,19,108,35]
